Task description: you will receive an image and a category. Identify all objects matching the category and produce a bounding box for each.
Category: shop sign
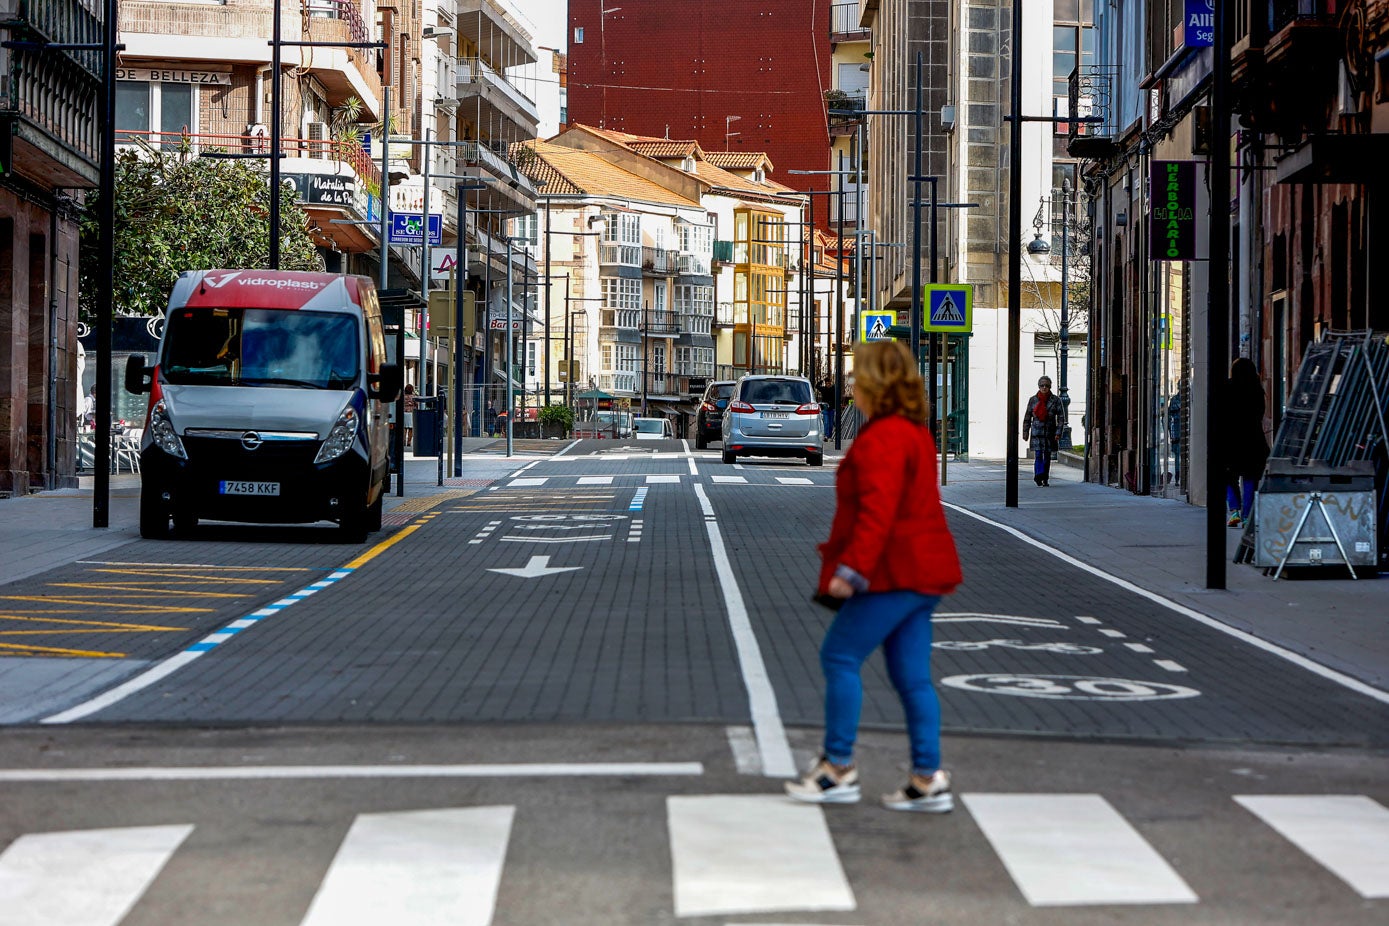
[1149,160,1197,262]
[287,172,357,207]
[116,67,231,85]
[1183,0,1214,49]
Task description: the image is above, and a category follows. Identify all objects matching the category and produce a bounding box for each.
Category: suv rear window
[740,378,812,405]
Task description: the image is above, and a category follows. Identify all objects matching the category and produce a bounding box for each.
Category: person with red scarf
[785,340,963,813]
[1023,375,1065,486]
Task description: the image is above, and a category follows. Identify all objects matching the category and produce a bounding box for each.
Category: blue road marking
[181,567,356,655]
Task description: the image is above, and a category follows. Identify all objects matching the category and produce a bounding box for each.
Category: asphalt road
[0,439,1385,926]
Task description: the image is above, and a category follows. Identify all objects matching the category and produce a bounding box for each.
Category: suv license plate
[763,412,790,419]
[219,481,280,496]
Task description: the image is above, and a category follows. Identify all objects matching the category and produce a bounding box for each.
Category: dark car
[694,380,736,449]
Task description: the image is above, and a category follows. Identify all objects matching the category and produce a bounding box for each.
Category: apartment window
[679,222,713,256]
[573,26,584,43]
[1053,22,1095,135]
[512,214,538,246]
[602,343,613,370]
[116,80,195,148]
[616,344,638,371]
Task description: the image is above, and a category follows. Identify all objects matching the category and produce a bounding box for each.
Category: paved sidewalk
[940,458,1389,692]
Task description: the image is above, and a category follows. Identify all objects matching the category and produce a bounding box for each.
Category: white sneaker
[784,757,861,804]
[881,770,954,813]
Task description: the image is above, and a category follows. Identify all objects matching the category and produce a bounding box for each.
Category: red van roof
[177,270,367,312]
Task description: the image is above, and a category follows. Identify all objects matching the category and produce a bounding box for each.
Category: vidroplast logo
[201,271,243,289]
[202,271,323,291]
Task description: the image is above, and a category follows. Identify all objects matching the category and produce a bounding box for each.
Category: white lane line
[553,438,581,457]
[1153,659,1187,672]
[1124,643,1156,654]
[577,476,614,485]
[1097,628,1127,638]
[711,475,748,484]
[724,726,762,775]
[668,796,855,918]
[688,455,699,476]
[508,477,548,487]
[300,807,513,926]
[1075,616,1102,625]
[962,793,1198,906]
[692,483,794,778]
[945,502,1389,707]
[682,438,692,455]
[775,477,814,486]
[0,824,193,926]
[646,474,681,484]
[0,762,705,782]
[1235,795,1389,898]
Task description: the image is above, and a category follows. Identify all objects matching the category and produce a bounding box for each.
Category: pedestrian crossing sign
[860,311,897,342]
[923,284,973,333]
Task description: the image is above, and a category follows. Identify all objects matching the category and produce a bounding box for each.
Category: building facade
[0,0,102,493]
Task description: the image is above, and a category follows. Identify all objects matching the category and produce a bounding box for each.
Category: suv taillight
[730,401,755,413]
[795,403,821,415]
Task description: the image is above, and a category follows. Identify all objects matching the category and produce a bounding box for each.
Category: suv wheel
[807,452,824,467]
[721,449,736,464]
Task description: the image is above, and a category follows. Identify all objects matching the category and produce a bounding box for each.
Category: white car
[632,417,675,440]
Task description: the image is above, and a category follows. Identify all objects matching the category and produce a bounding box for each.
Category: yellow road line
[79,562,310,571]
[44,584,247,598]
[0,641,124,658]
[0,614,184,631]
[87,569,282,584]
[0,596,213,613]
[387,489,478,515]
[344,520,427,569]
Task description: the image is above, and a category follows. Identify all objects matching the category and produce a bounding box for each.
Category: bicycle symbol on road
[933,639,1103,655]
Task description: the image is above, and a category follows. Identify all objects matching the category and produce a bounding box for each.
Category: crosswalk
[2,792,1386,924]
[500,475,829,488]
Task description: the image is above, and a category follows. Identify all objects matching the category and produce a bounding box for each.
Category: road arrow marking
[486,556,584,578]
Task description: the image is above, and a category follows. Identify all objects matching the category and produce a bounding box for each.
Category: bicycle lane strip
[40,497,471,724]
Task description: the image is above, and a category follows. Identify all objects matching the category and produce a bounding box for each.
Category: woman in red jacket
[786,339,963,812]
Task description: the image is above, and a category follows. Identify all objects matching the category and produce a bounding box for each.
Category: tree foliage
[79,142,323,320]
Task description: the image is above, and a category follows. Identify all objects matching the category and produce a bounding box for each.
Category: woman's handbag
[812,592,846,612]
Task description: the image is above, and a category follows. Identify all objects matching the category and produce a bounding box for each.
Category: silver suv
[721,374,823,466]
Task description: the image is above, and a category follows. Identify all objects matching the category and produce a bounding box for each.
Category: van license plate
[219,481,280,496]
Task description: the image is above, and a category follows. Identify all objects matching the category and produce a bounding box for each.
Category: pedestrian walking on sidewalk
[786,339,963,813]
[1224,357,1270,527]
[1022,375,1064,486]
[403,384,417,448]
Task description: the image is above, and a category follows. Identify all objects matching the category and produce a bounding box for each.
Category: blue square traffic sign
[389,213,443,246]
[923,284,973,333]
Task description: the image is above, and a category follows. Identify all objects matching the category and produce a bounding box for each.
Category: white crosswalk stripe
[645,474,681,484]
[299,807,513,926]
[962,793,1199,906]
[667,795,855,917]
[711,475,748,484]
[4,793,1385,922]
[576,476,614,485]
[1235,795,1389,898]
[0,824,192,926]
[507,477,548,487]
[775,477,814,485]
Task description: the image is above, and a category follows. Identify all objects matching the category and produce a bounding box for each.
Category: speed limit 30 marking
[941,674,1201,701]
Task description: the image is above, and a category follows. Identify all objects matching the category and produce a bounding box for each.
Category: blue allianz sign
[389,213,443,246]
[1184,0,1214,48]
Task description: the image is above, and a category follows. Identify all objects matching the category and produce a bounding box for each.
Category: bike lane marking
[943,502,1389,707]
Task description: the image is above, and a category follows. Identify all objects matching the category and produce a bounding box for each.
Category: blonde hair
[854,340,928,424]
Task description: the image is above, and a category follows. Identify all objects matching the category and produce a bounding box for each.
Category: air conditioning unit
[307,121,330,158]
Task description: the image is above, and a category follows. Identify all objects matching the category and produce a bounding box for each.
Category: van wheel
[139,489,172,539]
[339,505,369,543]
[172,507,199,538]
[722,449,736,464]
[366,491,383,532]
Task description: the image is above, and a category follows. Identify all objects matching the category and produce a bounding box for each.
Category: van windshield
[161,308,359,389]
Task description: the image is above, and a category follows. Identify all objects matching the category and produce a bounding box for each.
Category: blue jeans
[1227,479,1256,519]
[820,590,943,776]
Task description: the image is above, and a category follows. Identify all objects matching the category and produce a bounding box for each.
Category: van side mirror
[124,355,151,394]
[371,363,402,403]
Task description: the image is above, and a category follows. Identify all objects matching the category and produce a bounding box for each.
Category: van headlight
[314,406,359,463]
[149,400,187,460]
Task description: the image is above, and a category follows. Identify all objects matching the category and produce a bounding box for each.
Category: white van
[125,269,401,541]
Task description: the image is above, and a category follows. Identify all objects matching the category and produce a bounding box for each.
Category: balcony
[457,55,541,143]
[642,247,679,275]
[456,0,538,66]
[830,2,869,41]
[641,373,683,398]
[678,253,711,275]
[0,3,101,187]
[713,240,734,264]
[827,91,867,136]
[1231,1,1342,134]
[456,139,541,213]
[599,371,638,394]
[714,301,736,328]
[1066,66,1121,160]
[642,311,679,336]
[601,243,642,266]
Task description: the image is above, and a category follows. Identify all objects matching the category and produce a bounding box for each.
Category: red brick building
[565,0,832,195]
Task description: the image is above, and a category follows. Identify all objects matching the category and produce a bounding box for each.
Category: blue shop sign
[1184,0,1214,48]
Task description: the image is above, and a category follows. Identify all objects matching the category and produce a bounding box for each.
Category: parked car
[694,380,736,449]
[633,417,675,440]
[721,375,822,466]
[595,410,633,438]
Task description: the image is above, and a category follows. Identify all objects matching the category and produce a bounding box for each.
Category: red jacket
[818,414,963,596]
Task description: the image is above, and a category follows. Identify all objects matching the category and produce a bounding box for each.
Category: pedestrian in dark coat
[1224,357,1270,527]
[1022,375,1065,486]
[786,339,963,814]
